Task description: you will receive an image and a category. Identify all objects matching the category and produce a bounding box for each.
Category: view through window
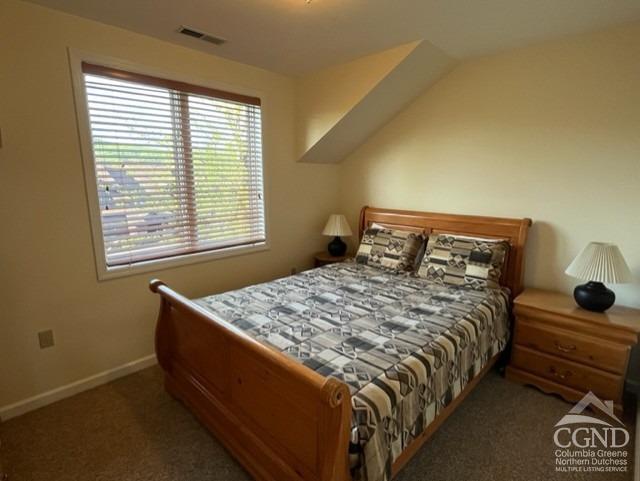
[81,63,265,268]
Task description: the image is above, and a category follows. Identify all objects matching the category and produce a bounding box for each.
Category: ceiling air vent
[178,26,226,46]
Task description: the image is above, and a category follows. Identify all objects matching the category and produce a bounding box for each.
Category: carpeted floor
[0,366,634,481]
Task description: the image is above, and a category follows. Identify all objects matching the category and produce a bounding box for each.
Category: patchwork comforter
[196,261,510,481]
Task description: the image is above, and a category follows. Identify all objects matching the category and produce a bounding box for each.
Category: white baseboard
[0,354,157,422]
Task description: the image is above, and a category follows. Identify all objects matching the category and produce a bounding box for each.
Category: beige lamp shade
[322,214,352,237]
[565,242,633,284]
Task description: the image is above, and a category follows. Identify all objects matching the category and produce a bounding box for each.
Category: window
[79,62,265,275]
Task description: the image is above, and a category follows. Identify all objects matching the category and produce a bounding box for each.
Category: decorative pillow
[417,234,509,290]
[355,227,381,264]
[356,227,425,272]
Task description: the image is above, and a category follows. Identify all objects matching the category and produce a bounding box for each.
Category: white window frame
[68,49,270,280]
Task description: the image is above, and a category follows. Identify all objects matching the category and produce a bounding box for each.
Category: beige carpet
[0,366,634,481]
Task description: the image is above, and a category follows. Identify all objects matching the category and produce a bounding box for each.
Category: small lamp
[565,242,633,312]
[322,214,352,257]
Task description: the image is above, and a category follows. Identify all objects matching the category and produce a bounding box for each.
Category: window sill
[96,242,269,281]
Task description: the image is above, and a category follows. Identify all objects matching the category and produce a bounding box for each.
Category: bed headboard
[359,206,532,297]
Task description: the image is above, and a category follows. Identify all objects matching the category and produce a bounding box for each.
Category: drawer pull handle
[549,366,572,380]
[554,341,576,353]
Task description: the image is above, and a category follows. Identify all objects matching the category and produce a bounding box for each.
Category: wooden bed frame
[150,206,532,481]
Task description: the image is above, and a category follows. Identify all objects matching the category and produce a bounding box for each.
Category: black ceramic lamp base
[327,236,347,257]
[573,281,615,312]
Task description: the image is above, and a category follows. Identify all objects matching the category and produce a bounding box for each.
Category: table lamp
[322,214,352,257]
[565,242,633,312]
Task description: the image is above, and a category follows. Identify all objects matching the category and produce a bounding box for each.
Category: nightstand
[506,288,640,414]
[314,251,350,268]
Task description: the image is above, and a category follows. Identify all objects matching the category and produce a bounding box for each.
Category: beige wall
[0,0,338,409]
[338,22,640,308]
[2,0,639,413]
[295,42,417,157]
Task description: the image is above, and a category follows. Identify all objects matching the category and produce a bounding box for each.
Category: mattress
[196,261,510,481]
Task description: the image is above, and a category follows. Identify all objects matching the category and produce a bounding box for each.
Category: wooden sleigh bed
[149,206,531,481]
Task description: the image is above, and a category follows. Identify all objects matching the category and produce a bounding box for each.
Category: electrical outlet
[38,329,55,349]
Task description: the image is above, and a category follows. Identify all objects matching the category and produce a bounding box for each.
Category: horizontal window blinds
[81,63,265,267]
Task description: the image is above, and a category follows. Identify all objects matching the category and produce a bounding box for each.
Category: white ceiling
[27,0,640,75]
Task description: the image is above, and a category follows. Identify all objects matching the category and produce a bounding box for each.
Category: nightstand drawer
[514,318,629,374]
[511,345,623,401]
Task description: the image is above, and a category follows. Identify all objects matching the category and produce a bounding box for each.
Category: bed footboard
[150,280,352,481]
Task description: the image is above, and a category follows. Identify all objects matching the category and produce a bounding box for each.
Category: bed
[150,206,531,481]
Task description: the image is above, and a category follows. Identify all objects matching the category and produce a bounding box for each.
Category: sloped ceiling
[297,41,455,163]
[295,41,419,158]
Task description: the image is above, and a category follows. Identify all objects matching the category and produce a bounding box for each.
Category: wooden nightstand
[506,288,640,414]
[314,251,350,267]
